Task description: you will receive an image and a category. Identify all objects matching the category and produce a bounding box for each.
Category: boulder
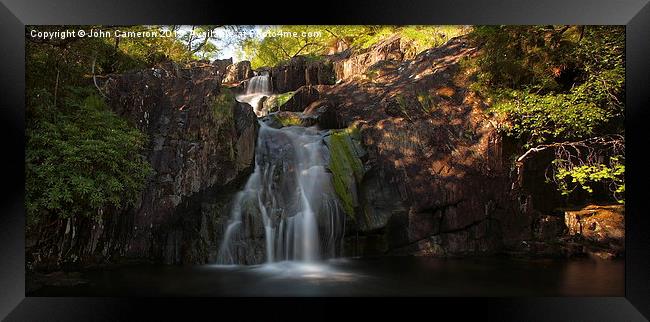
[565,205,625,250]
[222,61,254,84]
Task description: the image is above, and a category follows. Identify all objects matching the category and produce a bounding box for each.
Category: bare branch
[92,56,108,99]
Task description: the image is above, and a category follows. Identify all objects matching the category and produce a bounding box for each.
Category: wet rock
[303,100,343,129]
[534,215,567,240]
[358,167,405,232]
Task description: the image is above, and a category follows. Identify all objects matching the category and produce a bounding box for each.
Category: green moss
[275,113,303,127]
[262,91,295,113]
[327,127,365,218]
[211,88,235,123]
[275,91,295,111]
[210,88,237,160]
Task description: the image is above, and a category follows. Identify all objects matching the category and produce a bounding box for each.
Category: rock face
[270,56,336,93]
[222,61,254,84]
[305,60,336,86]
[212,58,233,76]
[332,36,416,80]
[262,36,625,260]
[278,85,322,112]
[276,36,511,257]
[26,60,259,271]
[270,56,308,93]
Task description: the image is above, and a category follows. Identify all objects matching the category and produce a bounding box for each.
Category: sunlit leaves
[241,25,469,69]
[553,156,625,203]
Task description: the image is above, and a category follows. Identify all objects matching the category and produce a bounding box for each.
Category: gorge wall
[26,61,259,270]
[26,35,624,272]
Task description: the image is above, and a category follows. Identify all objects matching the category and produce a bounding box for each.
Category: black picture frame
[1,0,648,320]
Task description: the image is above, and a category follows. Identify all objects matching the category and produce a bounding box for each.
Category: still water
[29,257,623,297]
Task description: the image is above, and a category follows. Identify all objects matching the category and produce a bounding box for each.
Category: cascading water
[217,78,346,265]
[236,73,271,117]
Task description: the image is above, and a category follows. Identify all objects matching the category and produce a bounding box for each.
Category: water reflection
[28,257,624,297]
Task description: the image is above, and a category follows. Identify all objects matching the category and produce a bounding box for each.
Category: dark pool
[28,257,624,297]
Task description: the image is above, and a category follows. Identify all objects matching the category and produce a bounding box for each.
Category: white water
[236,73,271,117]
[217,77,345,265]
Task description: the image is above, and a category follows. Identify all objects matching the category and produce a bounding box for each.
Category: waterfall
[236,73,271,117]
[217,121,346,265]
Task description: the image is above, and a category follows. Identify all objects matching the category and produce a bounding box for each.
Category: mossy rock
[263,91,295,113]
[324,125,366,219]
[211,88,235,124]
[265,111,304,128]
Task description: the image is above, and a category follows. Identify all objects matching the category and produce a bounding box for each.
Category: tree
[240,25,468,69]
[467,25,625,202]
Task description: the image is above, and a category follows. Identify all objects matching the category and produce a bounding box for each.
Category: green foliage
[173,25,222,60]
[25,89,152,224]
[467,26,625,203]
[416,91,437,114]
[489,88,610,145]
[552,156,625,203]
[241,25,469,69]
[469,26,625,146]
[241,26,331,69]
[24,25,201,226]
